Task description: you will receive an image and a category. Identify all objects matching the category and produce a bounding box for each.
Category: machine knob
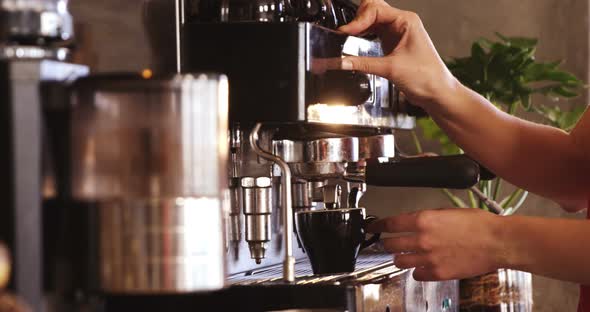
[313,70,373,106]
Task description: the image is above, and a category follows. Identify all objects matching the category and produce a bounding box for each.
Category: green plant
[414,33,586,214]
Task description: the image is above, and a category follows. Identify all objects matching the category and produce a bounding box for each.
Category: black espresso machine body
[182,21,409,129]
[181,21,412,277]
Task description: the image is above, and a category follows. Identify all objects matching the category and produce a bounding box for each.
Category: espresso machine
[2,1,490,311]
[91,1,488,311]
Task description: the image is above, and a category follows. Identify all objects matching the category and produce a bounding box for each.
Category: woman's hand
[338,0,458,108]
[368,208,508,281]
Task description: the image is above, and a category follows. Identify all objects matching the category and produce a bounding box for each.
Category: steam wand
[250,123,296,283]
[174,0,184,73]
[469,186,505,215]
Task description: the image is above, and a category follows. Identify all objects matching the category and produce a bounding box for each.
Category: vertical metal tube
[249,123,295,283]
[8,63,43,312]
[174,0,182,72]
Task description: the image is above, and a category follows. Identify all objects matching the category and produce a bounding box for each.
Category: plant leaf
[520,94,532,111]
[495,32,538,48]
[416,118,461,155]
[536,104,587,131]
[433,32,587,213]
[445,32,584,113]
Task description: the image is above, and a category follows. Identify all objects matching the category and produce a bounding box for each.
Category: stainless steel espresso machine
[2,1,491,311]
[88,1,488,311]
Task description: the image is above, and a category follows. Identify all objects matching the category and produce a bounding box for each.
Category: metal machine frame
[0,59,88,311]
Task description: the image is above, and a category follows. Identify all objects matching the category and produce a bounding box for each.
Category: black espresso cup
[295,208,381,275]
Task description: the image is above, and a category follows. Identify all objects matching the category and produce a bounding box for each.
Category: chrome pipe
[249,123,295,283]
[470,186,505,215]
[174,0,183,72]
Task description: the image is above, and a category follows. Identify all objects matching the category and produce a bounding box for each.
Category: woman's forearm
[499,215,590,284]
[426,80,590,201]
[336,1,590,201]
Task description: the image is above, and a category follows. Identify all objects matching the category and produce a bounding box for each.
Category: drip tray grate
[228,252,398,285]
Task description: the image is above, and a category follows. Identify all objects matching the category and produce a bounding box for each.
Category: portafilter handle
[365,154,493,189]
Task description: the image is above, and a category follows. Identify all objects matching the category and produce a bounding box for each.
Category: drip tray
[228,252,400,286]
[101,252,458,312]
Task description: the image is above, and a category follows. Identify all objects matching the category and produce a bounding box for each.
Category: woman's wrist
[420,73,465,115]
[491,215,532,271]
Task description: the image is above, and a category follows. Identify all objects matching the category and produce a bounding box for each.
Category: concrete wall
[68,0,589,311]
[69,0,151,72]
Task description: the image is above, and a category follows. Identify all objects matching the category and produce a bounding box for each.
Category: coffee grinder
[0,1,87,310]
[1,1,231,310]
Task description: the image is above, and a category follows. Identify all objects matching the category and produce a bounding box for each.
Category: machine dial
[312,70,373,106]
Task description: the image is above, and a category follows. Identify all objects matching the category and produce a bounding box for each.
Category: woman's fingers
[339,1,407,37]
[338,2,379,35]
[394,254,456,281]
[394,253,434,269]
[340,55,391,78]
[310,57,347,74]
[337,0,454,108]
[366,210,427,233]
[338,2,418,80]
[412,266,455,281]
[382,235,431,254]
[394,253,457,281]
